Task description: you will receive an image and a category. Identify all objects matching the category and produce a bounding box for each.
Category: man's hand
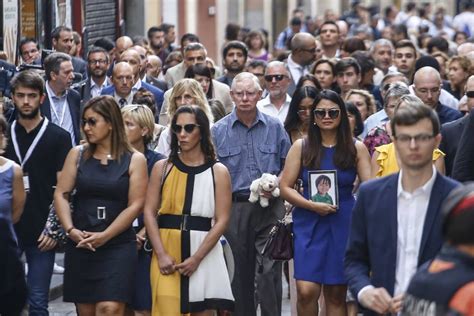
[37,234,58,251]
[390,293,404,314]
[359,287,393,314]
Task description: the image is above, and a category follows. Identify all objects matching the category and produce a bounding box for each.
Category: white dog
[248,173,280,208]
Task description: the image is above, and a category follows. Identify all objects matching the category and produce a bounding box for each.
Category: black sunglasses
[82,117,98,127]
[171,123,200,134]
[466,91,474,98]
[313,109,340,120]
[264,74,287,82]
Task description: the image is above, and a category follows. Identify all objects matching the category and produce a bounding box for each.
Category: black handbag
[43,145,84,245]
[261,210,293,261]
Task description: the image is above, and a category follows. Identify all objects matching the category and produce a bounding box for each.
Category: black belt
[158,214,212,232]
[232,193,250,202]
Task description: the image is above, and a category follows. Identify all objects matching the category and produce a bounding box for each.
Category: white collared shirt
[45,81,75,145]
[90,77,109,98]
[113,92,133,107]
[132,79,142,94]
[287,54,309,85]
[394,165,437,295]
[257,94,292,124]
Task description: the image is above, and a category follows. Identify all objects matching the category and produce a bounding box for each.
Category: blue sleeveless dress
[293,147,356,284]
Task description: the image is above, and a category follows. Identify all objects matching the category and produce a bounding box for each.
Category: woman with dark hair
[54,95,148,315]
[294,74,322,91]
[345,101,364,138]
[340,38,366,58]
[280,90,371,315]
[144,106,234,315]
[312,59,337,90]
[284,86,320,143]
[184,64,214,100]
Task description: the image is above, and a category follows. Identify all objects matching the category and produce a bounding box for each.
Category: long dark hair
[169,105,216,164]
[184,64,214,99]
[304,90,357,170]
[284,86,319,133]
[82,95,133,161]
[345,101,364,136]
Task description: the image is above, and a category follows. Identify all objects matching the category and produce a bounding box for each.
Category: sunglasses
[466,91,474,98]
[171,123,200,134]
[264,74,287,82]
[82,117,98,127]
[313,109,340,120]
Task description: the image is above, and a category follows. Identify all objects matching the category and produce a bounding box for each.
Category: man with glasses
[413,66,463,125]
[212,72,290,316]
[286,32,316,95]
[441,76,474,177]
[81,46,111,103]
[257,61,292,123]
[345,96,459,315]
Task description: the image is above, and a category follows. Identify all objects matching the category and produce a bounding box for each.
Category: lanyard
[46,83,68,126]
[11,118,49,168]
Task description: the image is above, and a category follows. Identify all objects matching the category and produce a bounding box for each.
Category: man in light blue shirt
[212,72,290,316]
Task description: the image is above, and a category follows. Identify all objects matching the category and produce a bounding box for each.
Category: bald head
[120,49,141,80]
[291,33,315,51]
[413,66,442,108]
[112,62,134,98]
[115,36,133,60]
[291,33,316,66]
[147,55,162,78]
[458,42,474,56]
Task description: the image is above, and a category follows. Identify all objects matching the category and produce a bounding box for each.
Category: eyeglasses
[264,75,288,82]
[313,108,340,120]
[300,47,316,53]
[88,60,108,65]
[466,91,474,98]
[232,91,258,99]
[297,109,311,115]
[394,133,435,144]
[82,117,98,127]
[171,123,200,134]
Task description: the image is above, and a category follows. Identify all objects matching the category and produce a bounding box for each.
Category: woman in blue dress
[280,90,371,315]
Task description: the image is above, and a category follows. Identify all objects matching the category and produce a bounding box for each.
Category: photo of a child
[311,175,334,205]
[308,170,338,207]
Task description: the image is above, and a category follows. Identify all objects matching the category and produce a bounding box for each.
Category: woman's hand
[174,256,201,277]
[311,202,337,216]
[158,252,176,275]
[76,231,109,251]
[136,233,146,250]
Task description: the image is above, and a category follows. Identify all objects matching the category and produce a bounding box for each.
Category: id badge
[23,175,30,192]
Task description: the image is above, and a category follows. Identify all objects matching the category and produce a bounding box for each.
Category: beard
[17,106,40,119]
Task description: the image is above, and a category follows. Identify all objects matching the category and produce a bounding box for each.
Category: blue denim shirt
[211,109,291,194]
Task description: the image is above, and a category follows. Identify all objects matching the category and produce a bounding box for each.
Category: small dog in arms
[249,173,280,207]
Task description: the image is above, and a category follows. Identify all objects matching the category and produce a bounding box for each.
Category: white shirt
[257,94,292,124]
[394,165,437,295]
[287,54,309,86]
[45,81,75,145]
[132,79,142,94]
[358,166,437,302]
[113,92,133,107]
[90,77,109,98]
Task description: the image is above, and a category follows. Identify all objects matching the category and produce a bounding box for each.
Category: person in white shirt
[257,61,292,124]
[83,47,110,103]
[345,96,460,315]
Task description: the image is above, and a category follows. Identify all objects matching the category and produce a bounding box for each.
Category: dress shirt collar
[397,165,437,198]
[90,77,109,90]
[260,93,292,107]
[46,81,67,99]
[132,79,142,92]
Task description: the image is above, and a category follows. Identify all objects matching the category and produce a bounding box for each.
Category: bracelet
[66,227,75,236]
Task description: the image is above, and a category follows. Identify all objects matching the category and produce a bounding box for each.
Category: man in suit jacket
[41,52,82,145]
[81,46,111,105]
[442,76,474,177]
[165,42,206,89]
[51,26,87,80]
[285,33,316,96]
[345,98,459,315]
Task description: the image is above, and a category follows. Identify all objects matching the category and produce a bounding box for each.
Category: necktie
[119,98,127,107]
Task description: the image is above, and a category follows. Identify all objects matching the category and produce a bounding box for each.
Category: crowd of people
[1,1,474,316]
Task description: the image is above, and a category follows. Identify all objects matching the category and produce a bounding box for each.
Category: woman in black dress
[54,95,148,315]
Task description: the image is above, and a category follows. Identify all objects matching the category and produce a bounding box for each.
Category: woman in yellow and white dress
[144,105,234,316]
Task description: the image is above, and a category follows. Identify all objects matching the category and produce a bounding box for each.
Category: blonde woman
[122,104,165,315]
[345,89,376,122]
[157,79,213,156]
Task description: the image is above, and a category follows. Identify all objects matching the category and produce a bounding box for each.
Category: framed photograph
[308,170,338,208]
